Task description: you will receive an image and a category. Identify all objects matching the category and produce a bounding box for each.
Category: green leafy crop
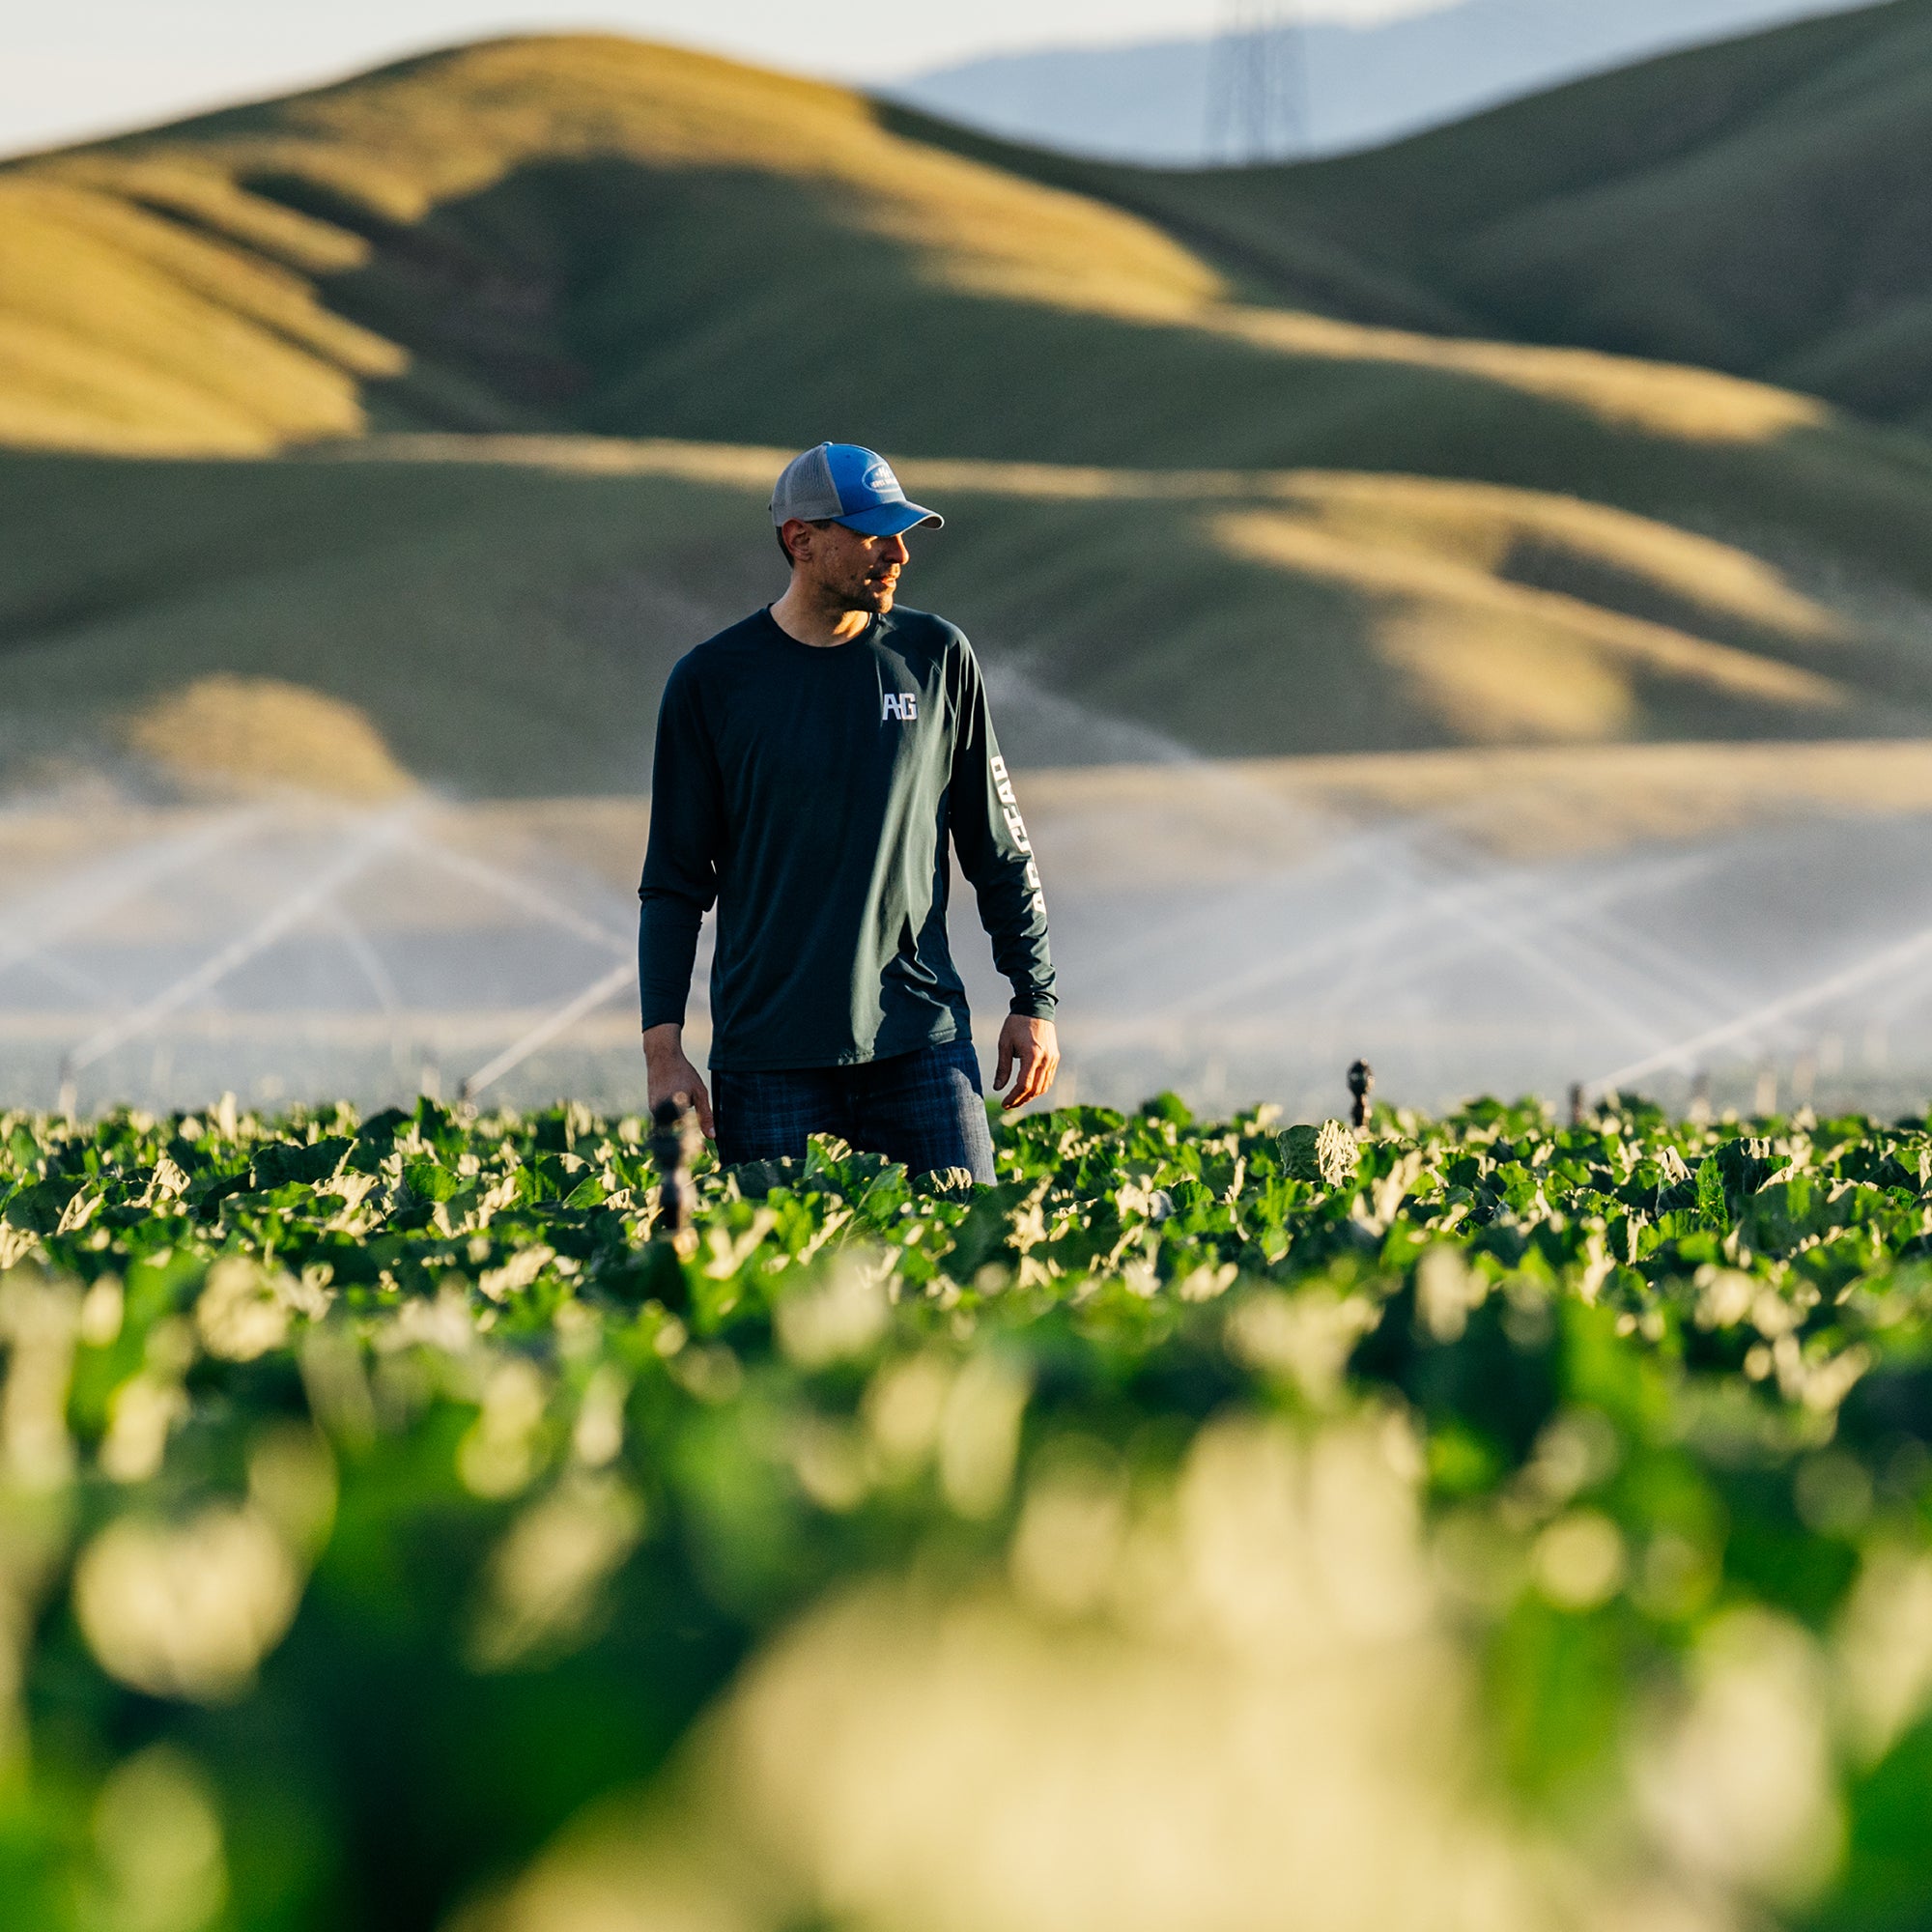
[3,1090,1932,1932]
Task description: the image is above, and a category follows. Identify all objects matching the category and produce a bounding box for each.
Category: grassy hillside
[9,436,1932,797]
[1055,0,1932,431]
[0,30,1873,467]
[5,32,1932,789]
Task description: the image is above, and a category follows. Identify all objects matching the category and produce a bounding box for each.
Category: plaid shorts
[713,1037,996,1183]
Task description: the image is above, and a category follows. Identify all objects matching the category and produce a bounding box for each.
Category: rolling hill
[14,434,1931,798]
[890,0,1873,166]
[3,29,1932,796]
[1033,0,1932,432]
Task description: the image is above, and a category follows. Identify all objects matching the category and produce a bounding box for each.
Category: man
[637,441,1059,1183]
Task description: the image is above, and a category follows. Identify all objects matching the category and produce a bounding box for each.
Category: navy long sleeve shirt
[637,605,1056,1070]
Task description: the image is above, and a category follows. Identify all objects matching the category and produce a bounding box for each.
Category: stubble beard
[838,571,897,615]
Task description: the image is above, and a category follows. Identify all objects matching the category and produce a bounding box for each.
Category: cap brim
[836,501,943,536]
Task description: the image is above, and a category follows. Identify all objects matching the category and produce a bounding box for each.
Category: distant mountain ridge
[977,0,1932,432]
[888,0,1876,164]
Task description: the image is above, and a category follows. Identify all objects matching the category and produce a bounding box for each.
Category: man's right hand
[642,1023,715,1139]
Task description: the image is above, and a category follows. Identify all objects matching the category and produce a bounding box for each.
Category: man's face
[787,520,912,613]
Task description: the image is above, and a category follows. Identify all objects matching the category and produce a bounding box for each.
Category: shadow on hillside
[0,447,780,797]
[8,435,1926,808]
[228,150,1924,530]
[8,140,1929,790]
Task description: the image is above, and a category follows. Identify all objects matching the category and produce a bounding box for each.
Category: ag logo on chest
[880,691,919,722]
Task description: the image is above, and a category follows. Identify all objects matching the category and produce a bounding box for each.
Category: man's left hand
[994,1014,1060,1111]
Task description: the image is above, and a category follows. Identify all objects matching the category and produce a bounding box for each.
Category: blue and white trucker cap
[770,442,943,538]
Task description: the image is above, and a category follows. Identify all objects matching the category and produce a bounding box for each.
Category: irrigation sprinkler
[650,1093,702,1259]
[1690,1070,1712,1123]
[1348,1060,1374,1130]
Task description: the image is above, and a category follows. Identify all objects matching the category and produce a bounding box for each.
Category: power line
[1205,0,1308,165]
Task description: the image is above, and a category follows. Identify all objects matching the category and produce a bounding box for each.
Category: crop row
[2,1092,1931,1932]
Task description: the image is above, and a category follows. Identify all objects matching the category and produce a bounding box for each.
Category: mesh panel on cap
[770,444,841,525]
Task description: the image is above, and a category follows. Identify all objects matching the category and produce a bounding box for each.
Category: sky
[0,0,1457,158]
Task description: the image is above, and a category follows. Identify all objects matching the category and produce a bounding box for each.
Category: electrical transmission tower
[1204,0,1307,165]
